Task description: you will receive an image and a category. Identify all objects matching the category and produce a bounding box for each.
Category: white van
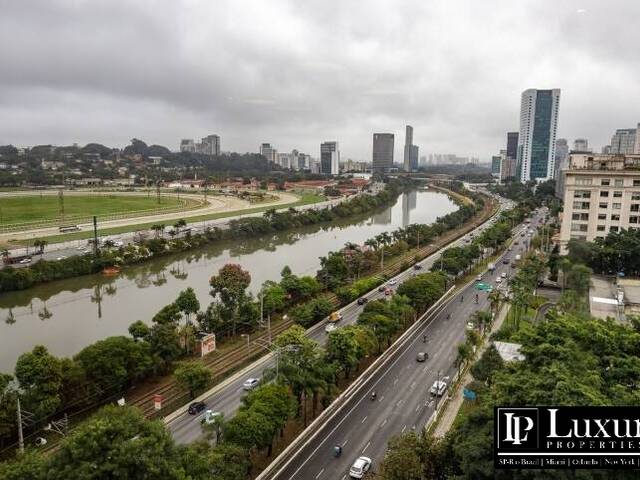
[430,380,447,397]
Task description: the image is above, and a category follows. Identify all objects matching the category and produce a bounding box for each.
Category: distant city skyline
[2,2,639,162]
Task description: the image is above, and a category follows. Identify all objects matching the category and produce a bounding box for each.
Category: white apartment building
[609,127,638,154]
[559,153,640,253]
[517,88,561,182]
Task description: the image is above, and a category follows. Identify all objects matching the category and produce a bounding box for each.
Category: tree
[325,328,360,379]
[14,345,63,417]
[176,287,200,324]
[455,342,473,377]
[380,432,423,480]
[566,264,592,296]
[0,450,47,480]
[174,362,212,399]
[74,336,153,394]
[209,264,252,336]
[179,441,250,480]
[471,344,504,383]
[33,239,47,255]
[128,320,151,342]
[50,406,184,479]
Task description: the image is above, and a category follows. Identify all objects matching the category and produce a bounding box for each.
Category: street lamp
[240,334,250,351]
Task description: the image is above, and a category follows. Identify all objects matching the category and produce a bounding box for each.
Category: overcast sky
[1,0,639,161]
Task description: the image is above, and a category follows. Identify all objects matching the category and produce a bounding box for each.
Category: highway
[266,208,544,480]
[167,194,516,445]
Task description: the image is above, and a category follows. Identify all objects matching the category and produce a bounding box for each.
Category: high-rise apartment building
[403,125,419,171]
[199,134,221,156]
[517,89,561,182]
[180,139,196,153]
[260,143,277,163]
[559,153,640,253]
[372,133,394,174]
[320,141,340,175]
[609,127,638,154]
[500,156,517,181]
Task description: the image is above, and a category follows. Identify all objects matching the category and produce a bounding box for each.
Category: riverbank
[0,182,406,293]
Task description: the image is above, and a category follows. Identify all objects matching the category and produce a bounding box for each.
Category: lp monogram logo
[502,412,534,445]
[497,408,538,449]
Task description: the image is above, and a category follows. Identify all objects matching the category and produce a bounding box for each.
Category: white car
[387,279,397,286]
[501,272,507,278]
[466,321,475,330]
[19,258,32,264]
[430,380,447,397]
[349,456,372,479]
[201,409,221,425]
[325,323,337,333]
[495,277,502,283]
[242,378,259,391]
[56,256,67,261]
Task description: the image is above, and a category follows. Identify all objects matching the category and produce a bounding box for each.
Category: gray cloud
[1,0,639,161]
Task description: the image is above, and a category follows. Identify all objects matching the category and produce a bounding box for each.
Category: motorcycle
[333,445,342,457]
[371,391,377,401]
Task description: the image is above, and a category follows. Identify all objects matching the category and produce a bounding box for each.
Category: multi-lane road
[166,194,519,445]
[266,208,545,480]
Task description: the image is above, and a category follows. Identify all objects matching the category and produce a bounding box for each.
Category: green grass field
[0,194,188,226]
[8,192,326,246]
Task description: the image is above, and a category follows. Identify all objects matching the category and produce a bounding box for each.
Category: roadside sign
[463,388,477,400]
[154,394,163,410]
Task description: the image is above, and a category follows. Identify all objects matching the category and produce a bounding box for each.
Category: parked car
[476,274,483,281]
[325,323,337,333]
[357,297,368,305]
[387,279,397,286]
[413,263,423,270]
[496,277,502,283]
[19,257,32,264]
[188,401,206,415]
[242,378,259,391]
[349,456,372,479]
[501,272,507,278]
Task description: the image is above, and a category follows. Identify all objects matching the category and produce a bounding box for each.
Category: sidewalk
[432,303,509,438]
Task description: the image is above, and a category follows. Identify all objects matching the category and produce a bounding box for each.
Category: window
[611,214,620,221]
[573,190,591,199]
[571,223,588,232]
[613,191,623,198]
[598,213,607,220]
[613,203,621,210]
[632,193,640,201]
[573,201,590,210]
[571,212,589,221]
[600,191,609,197]
[601,179,611,186]
[630,216,639,224]
[631,204,640,212]
[599,202,608,209]
[576,178,593,185]
[634,179,640,186]
[597,225,606,232]
[611,226,619,233]
[614,179,624,187]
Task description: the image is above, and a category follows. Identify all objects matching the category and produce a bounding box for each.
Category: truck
[487,262,496,272]
[328,311,343,323]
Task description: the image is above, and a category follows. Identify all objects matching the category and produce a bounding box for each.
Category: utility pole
[156,181,161,205]
[93,216,99,256]
[58,189,65,220]
[380,246,384,272]
[16,396,24,454]
[435,370,441,411]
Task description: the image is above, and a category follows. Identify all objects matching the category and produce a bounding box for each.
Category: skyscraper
[372,133,394,174]
[517,89,561,182]
[554,138,569,198]
[491,155,501,176]
[320,141,340,175]
[403,125,419,172]
[573,138,591,152]
[506,132,519,161]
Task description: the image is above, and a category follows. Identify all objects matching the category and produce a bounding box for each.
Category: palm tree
[33,239,47,255]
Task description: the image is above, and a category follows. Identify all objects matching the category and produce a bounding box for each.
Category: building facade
[554,138,569,198]
[491,155,501,176]
[500,156,517,181]
[403,125,419,171]
[559,153,640,252]
[320,141,340,175]
[180,139,196,153]
[517,88,561,182]
[372,133,394,174]
[199,135,221,155]
[573,138,591,153]
[609,127,638,154]
[260,143,277,163]
[506,132,519,161]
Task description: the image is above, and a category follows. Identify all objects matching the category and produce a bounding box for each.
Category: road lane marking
[361,416,368,424]
[393,378,398,385]
[401,424,407,433]
[415,405,421,412]
[380,395,385,401]
[343,439,349,446]
[380,418,388,427]
[410,381,416,389]
[362,441,370,453]
[315,468,324,479]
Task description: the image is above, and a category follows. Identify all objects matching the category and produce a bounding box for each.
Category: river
[0,189,457,372]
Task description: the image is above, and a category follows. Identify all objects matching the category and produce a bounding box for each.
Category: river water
[0,189,457,372]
